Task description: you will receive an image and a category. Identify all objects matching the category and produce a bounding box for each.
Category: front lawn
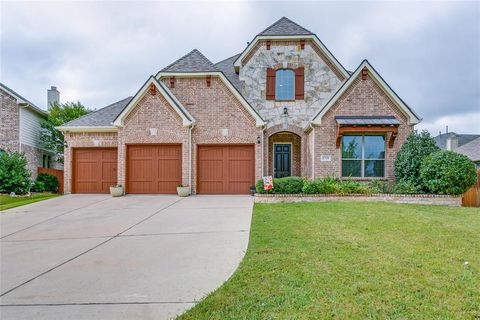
[179,202,480,319]
[0,193,60,211]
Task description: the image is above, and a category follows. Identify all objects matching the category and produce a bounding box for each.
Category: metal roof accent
[335,116,400,126]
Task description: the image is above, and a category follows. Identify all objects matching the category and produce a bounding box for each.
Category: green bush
[420,150,477,195]
[337,179,371,195]
[0,152,31,194]
[31,181,46,193]
[368,180,394,194]
[394,130,439,191]
[392,180,418,194]
[36,173,59,192]
[302,177,340,194]
[255,176,304,194]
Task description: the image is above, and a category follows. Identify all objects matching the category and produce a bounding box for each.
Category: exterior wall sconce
[63,141,68,148]
[256,136,261,144]
[283,107,288,115]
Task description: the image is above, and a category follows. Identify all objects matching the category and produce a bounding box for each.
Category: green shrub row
[255,176,421,195]
[0,152,59,194]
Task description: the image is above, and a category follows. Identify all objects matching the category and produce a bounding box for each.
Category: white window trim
[275,69,295,101]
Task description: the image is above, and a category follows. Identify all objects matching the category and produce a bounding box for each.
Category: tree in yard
[394,130,439,191]
[40,101,91,163]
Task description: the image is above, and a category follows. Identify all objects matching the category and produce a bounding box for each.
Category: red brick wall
[268,132,301,177]
[165,77,262,193]
[0,89,20,152]
[313,74,414,180]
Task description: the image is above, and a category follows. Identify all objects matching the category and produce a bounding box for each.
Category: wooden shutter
[295,67,304,100]
[266,68,276,100]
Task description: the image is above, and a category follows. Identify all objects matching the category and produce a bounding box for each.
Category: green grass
[179,202,480,319]
[0,193,60,211]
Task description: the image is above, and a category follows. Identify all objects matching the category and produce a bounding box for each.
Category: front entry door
[274,144,291,178]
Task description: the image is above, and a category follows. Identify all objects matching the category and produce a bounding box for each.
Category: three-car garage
[71,144,255,194]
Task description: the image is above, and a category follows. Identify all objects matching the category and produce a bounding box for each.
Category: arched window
[275,69,295,100]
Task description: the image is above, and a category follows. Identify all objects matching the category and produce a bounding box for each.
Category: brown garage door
[127,145,181,194]
[198,145,254,194]
[73,148,117,193]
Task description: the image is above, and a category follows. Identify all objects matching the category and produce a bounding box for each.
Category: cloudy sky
[1,1,479,135]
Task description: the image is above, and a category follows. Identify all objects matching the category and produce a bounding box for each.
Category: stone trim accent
[255,193,461,206]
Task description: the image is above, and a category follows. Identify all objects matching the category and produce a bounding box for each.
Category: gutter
[189,123,195,189]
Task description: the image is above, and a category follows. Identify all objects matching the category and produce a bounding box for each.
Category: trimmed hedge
[256,177,304,194]
[420,150,477,195]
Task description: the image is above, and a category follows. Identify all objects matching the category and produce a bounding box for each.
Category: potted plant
[249,185,256,196]
[176,184,191,197]
[110,184,124,197]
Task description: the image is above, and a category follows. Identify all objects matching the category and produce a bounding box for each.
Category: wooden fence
[37,167,64,194]
[462,170,480,207]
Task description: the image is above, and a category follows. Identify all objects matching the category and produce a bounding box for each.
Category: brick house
[0,83,60,178]
[58,17,421,194]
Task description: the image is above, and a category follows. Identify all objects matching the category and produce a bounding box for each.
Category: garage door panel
[198,145,254,194]
[127,145,181,194]
[73,148,117,193]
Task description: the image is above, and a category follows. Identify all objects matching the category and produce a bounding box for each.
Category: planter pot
[110,186,124,197]
[177,186,191,197]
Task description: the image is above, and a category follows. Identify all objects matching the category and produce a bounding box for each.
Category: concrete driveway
[0,194,253,319]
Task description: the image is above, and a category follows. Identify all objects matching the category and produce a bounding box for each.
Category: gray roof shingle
[160,49,218,72]
[455,137,480,162]
[434,132,480,149]
[258,17,313,36]
[214,54,242,92]
[63,97,132,127]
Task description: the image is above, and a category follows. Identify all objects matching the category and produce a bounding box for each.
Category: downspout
[312,125,315,180]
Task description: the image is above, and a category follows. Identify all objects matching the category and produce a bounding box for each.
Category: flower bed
[255,193,461,206]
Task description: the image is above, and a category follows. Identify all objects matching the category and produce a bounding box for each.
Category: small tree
[420,150,477,195]
[40,101,91,163]
[0,152,31,194]
[394,130,439,191]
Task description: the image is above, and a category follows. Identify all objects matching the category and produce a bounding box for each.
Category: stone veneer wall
[239,41,343,129]
[165,77,263,193]
[0,89,20,152]
[63,132,118,194]
[313,73,414,180]
[117,93,190,189]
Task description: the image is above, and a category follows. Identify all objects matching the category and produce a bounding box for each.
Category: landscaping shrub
[255,176,304,194]
[302,177,340,194]
[368,180,394,194]
[392,180,418,194]
[36,173,59,192]
[420,150,477,195]
[0,152,31,194]
[31,181,46,193]
[337,179,371,195]
[394,130,439,191]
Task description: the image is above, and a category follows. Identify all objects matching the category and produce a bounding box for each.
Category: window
[42,155,51,168]
[341,135,385,178]
[275,69,295,100]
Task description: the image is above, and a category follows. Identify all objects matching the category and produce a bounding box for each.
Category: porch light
[63,141,68,148]
[283,107,288,115]
[256,136,261,144]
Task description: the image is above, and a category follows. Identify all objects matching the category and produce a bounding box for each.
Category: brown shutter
[266,68,276,100]
[295,67,304,100]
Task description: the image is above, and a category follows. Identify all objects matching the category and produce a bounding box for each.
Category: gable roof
[259,17,314,36]
[311,60,422,126]
[455,136,480,162]
[232,17,349,79]
[0,82,48,117]
[113,76,194,127]
[61,97,132,127]
[434,132,480,150]
[214,54,242,92]
[160,49,218,73]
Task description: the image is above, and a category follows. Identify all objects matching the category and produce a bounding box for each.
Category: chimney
[446,133,458,151]
[47,86,60,107]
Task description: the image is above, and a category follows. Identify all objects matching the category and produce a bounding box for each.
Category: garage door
[127,145,181,194]
[198,145,254,194]
[73,148,117,193]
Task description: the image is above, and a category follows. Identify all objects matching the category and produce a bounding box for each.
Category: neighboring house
[58,17,421,195]
[435,132,480,169]
[0,83,61,178]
